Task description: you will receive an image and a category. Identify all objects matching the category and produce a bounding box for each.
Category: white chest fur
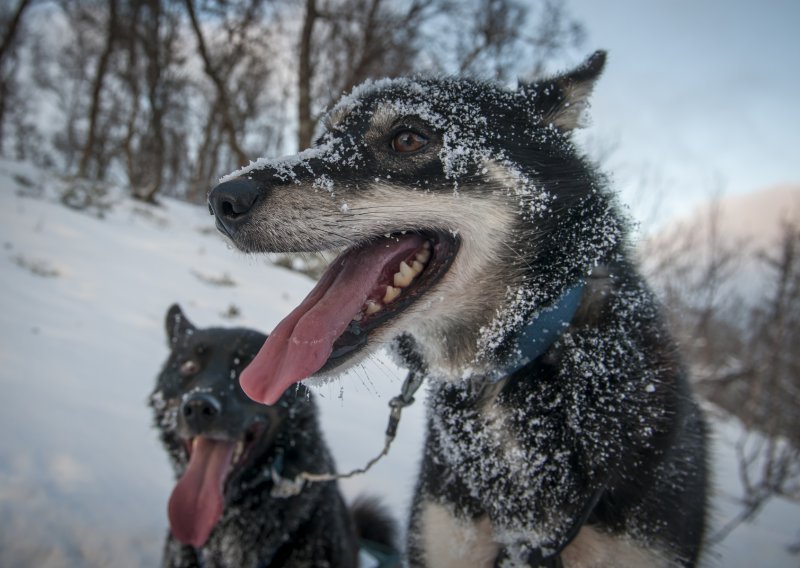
[417,500,673,568]
[419,501,500,568]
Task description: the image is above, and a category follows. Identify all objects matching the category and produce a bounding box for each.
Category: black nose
[181,393,222,432]
[208,178,261,235]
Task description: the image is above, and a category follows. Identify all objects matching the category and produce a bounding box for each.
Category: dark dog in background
[207,51,708,566]
[150,304,397,567]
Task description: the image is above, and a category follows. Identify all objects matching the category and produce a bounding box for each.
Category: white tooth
[416,248,431,263]
[412,260,424,274]
[366,301,382,315]
[383,285,401,303]
[233,440,244,463]
[192,438,199,451]
[394,272,412,287]
[394,262,415,287]
[352,311,363,322]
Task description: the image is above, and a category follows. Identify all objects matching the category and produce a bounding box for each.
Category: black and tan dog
[207,51,708,566]
[150,304,397,567]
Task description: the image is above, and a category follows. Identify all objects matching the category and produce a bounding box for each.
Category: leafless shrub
[642,197,800,547]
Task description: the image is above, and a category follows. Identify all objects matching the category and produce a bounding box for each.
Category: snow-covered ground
[0,158,796,566]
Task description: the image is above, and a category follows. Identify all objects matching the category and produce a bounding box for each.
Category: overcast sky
[563,0,799,225]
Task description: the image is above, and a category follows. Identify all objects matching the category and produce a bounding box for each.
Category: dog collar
[490,283,585,381]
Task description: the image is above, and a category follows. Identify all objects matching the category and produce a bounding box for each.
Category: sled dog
[151,305,397,567]
[208,51,708,566]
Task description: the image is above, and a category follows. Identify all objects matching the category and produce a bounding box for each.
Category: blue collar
[490,283,585,381]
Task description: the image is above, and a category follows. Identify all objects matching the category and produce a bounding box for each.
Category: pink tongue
[168,438,235,547]
[241,234,425,404]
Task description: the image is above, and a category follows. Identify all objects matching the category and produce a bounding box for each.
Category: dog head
[150,304,314,548]
[208,51,624,404]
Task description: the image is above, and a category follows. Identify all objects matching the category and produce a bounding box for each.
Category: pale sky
[565,0,799,224]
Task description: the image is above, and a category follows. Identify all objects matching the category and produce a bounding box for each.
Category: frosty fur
[150,305,379,567]
[210,51,708,566]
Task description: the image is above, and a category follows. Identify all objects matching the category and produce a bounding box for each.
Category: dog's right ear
[166,303,195,345]
[520,50,606,132]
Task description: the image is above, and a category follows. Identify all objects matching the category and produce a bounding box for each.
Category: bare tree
[710,221,800,545]
[181,0,289,201]
[295,0,584,149]
[297,0,315,151]
[0,0,34,154]
[78,0,118,179]
[184,0,248,167]
[296,0,427,148]
[123,0,191,201]
[643,197,800,549]
[10,0,584,198]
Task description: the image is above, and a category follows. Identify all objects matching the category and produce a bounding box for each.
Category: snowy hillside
[0,158,797,566]
[0,159,427,566]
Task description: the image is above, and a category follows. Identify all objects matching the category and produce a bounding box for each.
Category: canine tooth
[412,260,424,274]
[233,440,244,463]
[383,286,401,303]
[394,272,412,287]
[394,262,415,287]
[365,301,382,315]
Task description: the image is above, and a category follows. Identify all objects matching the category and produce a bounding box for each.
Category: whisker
[500,240,534,272]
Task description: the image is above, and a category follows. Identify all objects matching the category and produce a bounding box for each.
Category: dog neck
[409,282,586,382]
[488,283,585,382]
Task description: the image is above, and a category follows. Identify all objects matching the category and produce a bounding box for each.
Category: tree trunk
[0,0,33,153]
[297,0,317,150]
[0,0,32,66]
[78,0,118,179]
[122,0,143,189]
[140,0,165,201]
[189,96,223,202]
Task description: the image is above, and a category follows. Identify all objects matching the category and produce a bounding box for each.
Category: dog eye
[179,360,200,377]
[391,130,428,153]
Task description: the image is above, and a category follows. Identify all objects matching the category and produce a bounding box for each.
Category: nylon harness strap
[524,486,605,567]
[490,283,586,381]
[487,282,608,566]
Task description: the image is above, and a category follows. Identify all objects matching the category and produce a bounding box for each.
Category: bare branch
[183,0,248,166]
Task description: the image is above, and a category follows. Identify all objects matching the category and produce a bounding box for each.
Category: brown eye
[391,130,428,153]
[180,360,200,377]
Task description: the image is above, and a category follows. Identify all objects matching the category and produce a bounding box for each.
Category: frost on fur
[210,51,708,565]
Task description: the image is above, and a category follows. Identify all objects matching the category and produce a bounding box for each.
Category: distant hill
[676,185,798,245]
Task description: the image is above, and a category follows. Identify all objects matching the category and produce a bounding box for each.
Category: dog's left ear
[521,50,606,132]
[165,303,196,346]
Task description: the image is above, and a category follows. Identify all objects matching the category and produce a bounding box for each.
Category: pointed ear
[165,304,195,345]
[522,50,606,132]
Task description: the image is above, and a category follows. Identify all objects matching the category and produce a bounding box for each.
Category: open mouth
[168,422,265,547]
[240,230,459,405]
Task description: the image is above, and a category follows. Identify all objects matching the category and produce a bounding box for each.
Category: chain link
[270,372,424,497]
